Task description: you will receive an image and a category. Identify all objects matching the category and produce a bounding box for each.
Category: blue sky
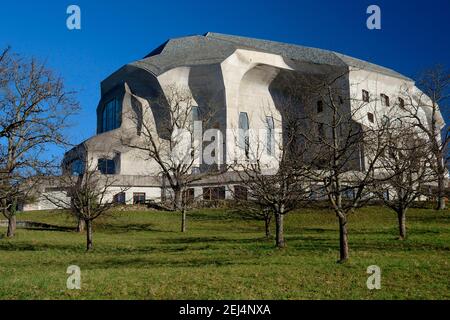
[0,0,449,157]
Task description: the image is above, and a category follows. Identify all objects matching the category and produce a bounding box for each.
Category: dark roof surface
[131,32,412,81]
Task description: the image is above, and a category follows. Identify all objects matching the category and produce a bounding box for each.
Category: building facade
[23,32,443,210]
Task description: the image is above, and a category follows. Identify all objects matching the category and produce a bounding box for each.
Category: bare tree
[44,158,128,251]
[229,93,314,248]
[0,48,79,237]
[401,66,449,210]
[123,84,220,232]
[372,122,433,239]
[303,72,387,262]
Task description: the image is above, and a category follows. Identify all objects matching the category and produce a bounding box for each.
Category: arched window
[238,112,249,157]
[102,98,122,133]
[266,116,274,155]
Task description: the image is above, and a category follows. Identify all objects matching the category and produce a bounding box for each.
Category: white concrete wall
[348,68,427,127]
[22,191,71,211]
[221,49,292,169]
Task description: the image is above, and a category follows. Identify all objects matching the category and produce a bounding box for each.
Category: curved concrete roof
[130,32,412,81]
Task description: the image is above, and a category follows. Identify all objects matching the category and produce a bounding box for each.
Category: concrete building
[23,32,443,210]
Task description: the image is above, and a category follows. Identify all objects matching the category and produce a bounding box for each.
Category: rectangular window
[98,159,115,174]
[113,192,126,204]
[317,100,323,113]
[192,166,200,174]
[342,187,355,200]
[380,94,390,107]
[368,112,374,123]
[398,97,405,109]
[362,90,369,102]
[102,98,121,133]
[234,186,248,201]
[203,187,226,201]
[266,116,274,155]
[238,112,250,158]
[133,192,146,205]
[182,188,195,205]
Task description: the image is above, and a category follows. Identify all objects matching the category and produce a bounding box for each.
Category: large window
[102,98,122,133]
[266,116,274,155]
[203,187,226,201]
[98,159,115,174]
[238,112,249,157]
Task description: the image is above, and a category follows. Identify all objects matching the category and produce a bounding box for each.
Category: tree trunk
[264,215,271,238]
[338,214,349,262]
[397,209,407,240]
[6,215,16,238]
[77,218,85,233]
[174,188,181,211]
[437,174,446,210]
[275,213,285,248]
[174,188,186,232]
[181,209,186,233]
[86,220,93,251]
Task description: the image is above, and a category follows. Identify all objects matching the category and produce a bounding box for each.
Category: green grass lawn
[0,206,449,299]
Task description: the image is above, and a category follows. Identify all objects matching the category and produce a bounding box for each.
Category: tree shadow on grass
[188,211,240,221]
[409,215,450,224]
[97,223,171,234]
[82,255,238,270]
[287,234,450,253]
[0,220,76,232]
[0,241,84,252]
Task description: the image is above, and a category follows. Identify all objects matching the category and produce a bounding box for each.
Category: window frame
[98,158,115,175]
[182,188,195,205]
[238,112,250,157]
[203,186,226,201]
[101,98,122,133]
[266,116,275,155]
[113,192,126,204]
[133,192,146,205]
[398,97,405,109]
[362,90,370,103]
[317,100,324,113]
[380,93,390,107]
